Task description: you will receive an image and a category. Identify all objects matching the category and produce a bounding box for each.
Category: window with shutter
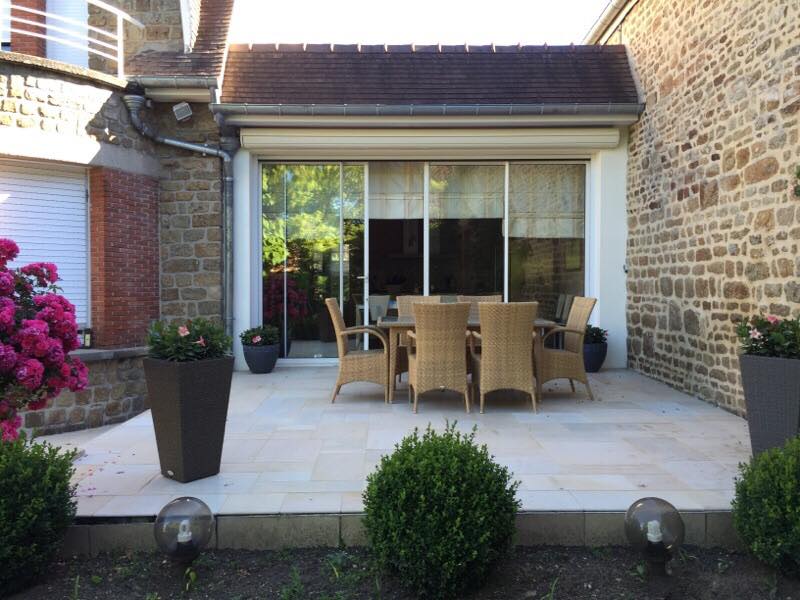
[0,158,89,325]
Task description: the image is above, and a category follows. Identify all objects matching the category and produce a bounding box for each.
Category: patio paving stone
[39,367,750,518]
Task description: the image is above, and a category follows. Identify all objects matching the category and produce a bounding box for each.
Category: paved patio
[42,368,751,519]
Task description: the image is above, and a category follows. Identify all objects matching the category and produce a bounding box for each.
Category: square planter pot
[243,343,279,374]
[144,356,234,483]
[739,354,800,456]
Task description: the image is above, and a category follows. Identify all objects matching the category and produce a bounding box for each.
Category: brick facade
[10,0,46,58]
[89,167,160,348]
[602,0,800,414]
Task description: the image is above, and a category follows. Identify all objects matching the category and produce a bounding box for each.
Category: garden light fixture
[154,497,214,563]
[624,497,685,576]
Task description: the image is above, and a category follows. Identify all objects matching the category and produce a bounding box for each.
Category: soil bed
[12,545,798,599]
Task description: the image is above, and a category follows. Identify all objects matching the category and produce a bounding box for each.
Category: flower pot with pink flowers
[144,319,233,483]
[0,238,88,442]
[240,325,280,374]
[736,314,800,456]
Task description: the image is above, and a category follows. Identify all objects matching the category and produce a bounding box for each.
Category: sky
[229,0,612,46]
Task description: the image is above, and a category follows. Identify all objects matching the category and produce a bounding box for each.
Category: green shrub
[363,423,519,599]
[732,436,800,574]
[0,436,77,595]
[147,318,231,361]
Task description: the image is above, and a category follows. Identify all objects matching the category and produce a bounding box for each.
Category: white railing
[4,0,144,78]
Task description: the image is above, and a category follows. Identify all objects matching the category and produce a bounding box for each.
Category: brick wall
[10,0,46,58]
[90,167,160,347]
[603,0,800,414]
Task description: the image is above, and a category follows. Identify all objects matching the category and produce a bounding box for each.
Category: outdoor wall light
[154,496,213,562]
[624,497,685,575]
[172,101,193,122]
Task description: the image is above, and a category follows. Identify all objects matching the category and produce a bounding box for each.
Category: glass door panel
[508,163,586,319]
[428,164,504,295]
[261,163,365,358]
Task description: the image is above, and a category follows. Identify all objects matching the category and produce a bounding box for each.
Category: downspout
[123,94,235,338]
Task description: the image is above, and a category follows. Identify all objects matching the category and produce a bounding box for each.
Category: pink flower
[15,357,45,391]
[0,343,18,373]
[749,328,763,340]
[195,336,206,347]
[20,262,58,286]
[0,271,14,296]
[766,315,780,325]
[251,335,262,344]
[178,325,190,337]
[0,238,19,269]
[1,415,22,442]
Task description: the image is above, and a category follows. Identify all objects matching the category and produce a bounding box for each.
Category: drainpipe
[123,95,235,338]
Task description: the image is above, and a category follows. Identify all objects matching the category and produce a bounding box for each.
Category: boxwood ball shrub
[732,436,800,574]
[0,436,77,595]
[363,423,519,599]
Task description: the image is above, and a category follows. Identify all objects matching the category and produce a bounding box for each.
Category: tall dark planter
[739,354,800,456]
[583,342,608,373]
[243,343,279,374]
[144,356,234,483]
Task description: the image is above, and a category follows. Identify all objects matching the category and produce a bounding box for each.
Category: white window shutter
[0,158,89,325]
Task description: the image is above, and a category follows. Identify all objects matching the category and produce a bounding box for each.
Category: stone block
[216,515,340,549]
[515,512,584,546]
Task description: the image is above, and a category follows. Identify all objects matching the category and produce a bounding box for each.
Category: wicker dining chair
[457,294,503,321]
[407,302,471,413]
[325,298,390,403]
[393,295,441,382]
[534,296,597,402]
[469,302,538,413]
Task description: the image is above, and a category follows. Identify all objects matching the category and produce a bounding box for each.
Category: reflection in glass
[508,164,585,319]
[262,164,364,358]
[429,164,504,295]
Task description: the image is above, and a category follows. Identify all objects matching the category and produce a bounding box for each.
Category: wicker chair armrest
[406,330,417,347]
[541,326,586,344]
[339,326,388,349]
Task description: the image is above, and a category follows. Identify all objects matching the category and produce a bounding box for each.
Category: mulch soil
[10,545,799,599]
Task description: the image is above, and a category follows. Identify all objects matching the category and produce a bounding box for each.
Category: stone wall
[152,103,224,324]
[603,0,800,414]
[22,350,148,436]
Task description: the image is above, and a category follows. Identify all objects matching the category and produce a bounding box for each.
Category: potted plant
[144,319,233,483]
[583,324,608,373]
[736,315,800,455]
[240,325,280,374]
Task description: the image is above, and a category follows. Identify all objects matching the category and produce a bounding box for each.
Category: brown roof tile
[220,44,640,106]
[127,0,234,78]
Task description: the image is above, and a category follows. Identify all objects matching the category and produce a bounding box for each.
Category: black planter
[243,343,279,374]
[739,354,800,456]
[144,356,234,483]
[583,342,608,373]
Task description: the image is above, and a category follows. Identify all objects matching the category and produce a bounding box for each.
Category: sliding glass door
[262,163,365,358]
[261,161,586,359]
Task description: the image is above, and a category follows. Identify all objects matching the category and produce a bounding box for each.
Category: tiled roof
[126,0,234,78]
[220,44,640,106]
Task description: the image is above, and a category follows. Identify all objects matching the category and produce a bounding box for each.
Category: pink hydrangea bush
[0,238,87,441]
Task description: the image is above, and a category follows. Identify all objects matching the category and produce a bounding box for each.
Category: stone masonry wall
[22,353,147,436]
[604,0,800,414]
[152,103,224,324]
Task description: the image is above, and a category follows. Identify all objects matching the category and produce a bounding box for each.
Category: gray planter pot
[583,342,608,373]
[144,356,234,483]
[243,343,279,374]
[739,354,800,456]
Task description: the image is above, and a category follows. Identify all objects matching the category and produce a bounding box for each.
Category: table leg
[388,327,398,404]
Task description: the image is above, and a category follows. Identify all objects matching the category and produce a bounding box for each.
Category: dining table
[377,314,557,403]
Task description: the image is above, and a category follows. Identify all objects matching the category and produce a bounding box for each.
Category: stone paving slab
[41,367,751,519]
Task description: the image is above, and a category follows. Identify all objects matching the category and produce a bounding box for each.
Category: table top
[377,315,557,329]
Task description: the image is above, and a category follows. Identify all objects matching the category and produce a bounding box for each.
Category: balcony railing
[5,0,144,78]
